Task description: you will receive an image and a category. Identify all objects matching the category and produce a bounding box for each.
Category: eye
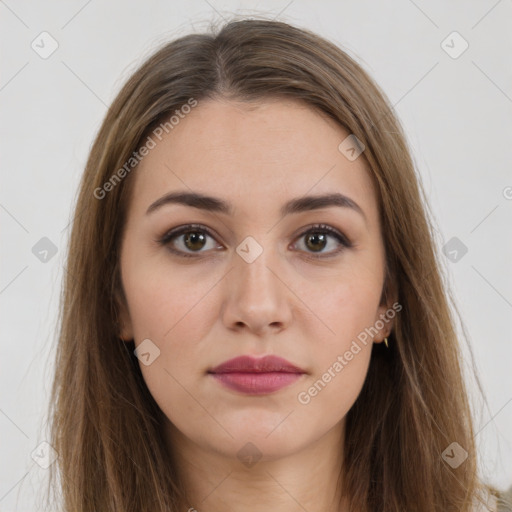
[292,223,352,258]
[157,223,352,259]
[157,224,222,258]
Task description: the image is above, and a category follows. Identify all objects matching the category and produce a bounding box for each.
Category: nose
[221,238,293,336]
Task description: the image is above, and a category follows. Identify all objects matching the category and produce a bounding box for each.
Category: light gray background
[1,1,511,509]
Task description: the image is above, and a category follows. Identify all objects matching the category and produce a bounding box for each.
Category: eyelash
[156,223,353,259]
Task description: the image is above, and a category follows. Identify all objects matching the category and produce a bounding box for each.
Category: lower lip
[209,372,303,395]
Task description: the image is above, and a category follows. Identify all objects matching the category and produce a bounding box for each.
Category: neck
[164,420,349,512]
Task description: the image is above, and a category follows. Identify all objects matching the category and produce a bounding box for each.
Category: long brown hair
[46,16,502,511]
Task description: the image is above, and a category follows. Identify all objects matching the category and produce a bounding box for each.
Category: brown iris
[183,231,207,251]
[304,232,327,252]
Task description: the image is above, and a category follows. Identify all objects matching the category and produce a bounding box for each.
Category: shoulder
[473,487,498,512]
[496,484,512,512]
[475,485,512,512]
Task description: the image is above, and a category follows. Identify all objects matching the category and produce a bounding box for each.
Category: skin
[118,97,395,512]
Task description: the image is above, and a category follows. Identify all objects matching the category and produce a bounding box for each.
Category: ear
[374,269,399,344]
[374,302,395,343]
[118,303,134,342]
[114,284,134,342]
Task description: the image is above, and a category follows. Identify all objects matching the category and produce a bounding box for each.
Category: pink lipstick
[208,355,306,395]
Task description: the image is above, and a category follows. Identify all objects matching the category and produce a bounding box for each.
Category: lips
[208,355,306,395]
[209,355,305,374]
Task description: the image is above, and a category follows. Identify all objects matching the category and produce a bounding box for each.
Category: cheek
[121,254,224,394]
[291,268,382,413]
[122,263,221,425]
[122,247,218,342]
[298,264,384,350]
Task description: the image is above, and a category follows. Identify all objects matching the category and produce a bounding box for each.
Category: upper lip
[208,355,306,374]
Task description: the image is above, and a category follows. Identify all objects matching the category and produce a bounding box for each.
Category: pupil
[306,233,326,252]
[184,232,205,251]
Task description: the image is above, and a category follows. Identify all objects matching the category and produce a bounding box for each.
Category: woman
[46,17,511,512]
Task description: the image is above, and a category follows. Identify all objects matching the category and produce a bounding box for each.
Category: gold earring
[384,337,389,348]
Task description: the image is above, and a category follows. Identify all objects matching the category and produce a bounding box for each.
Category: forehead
[129,98,379,225]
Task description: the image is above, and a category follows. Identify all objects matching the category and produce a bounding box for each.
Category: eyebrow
[146,191,367,222]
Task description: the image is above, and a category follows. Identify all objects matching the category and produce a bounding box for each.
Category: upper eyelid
[159,223,218,244]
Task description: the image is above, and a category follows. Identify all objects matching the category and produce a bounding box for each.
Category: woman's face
[118,97,392,462]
